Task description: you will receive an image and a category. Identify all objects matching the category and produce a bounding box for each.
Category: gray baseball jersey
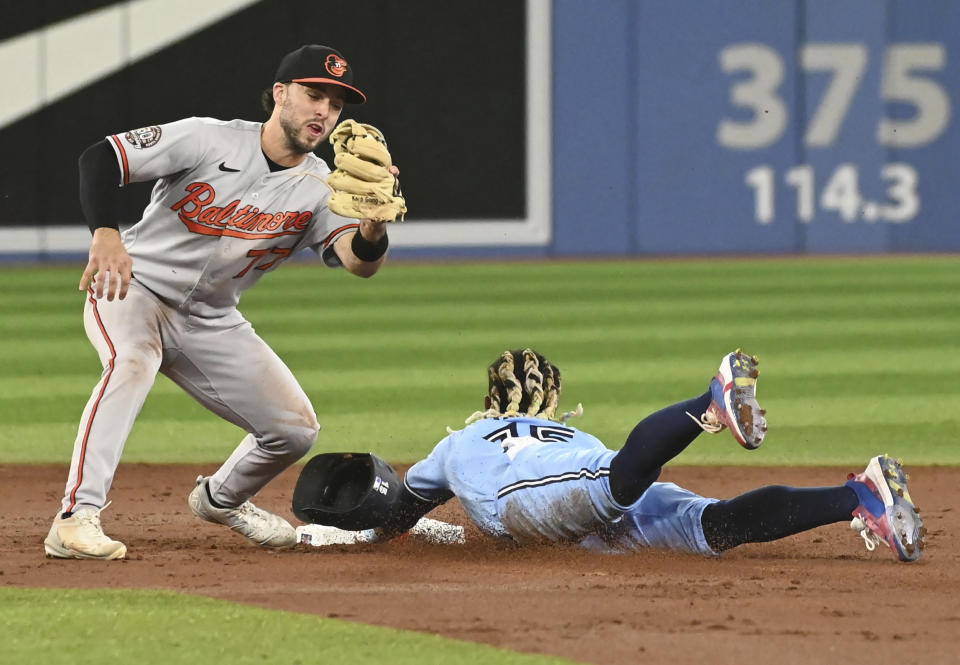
[109,117,357,317]
[60,117,357,515]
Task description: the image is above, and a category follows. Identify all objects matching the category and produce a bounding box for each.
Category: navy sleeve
[377,483,452,539]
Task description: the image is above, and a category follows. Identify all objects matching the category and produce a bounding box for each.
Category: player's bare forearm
[334,220,388,277]
[79,228,133,300]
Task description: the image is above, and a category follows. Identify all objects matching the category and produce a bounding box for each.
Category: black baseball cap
[274,44,366,104]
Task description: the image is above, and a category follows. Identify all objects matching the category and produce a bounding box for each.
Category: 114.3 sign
[717,42,950,224]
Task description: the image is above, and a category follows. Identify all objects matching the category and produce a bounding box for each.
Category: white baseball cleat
[44,504,127,560]
[846,455,925,562]
[688,348,767,450]
[188,476,297,548]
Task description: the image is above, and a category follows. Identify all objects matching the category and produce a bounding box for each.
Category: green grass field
[3,255,958,665]
[1,256,957,465]
[0,588,575,665]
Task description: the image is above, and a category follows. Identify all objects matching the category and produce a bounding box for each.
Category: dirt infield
[4,463,956,665]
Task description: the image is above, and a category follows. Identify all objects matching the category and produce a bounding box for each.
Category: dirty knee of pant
[288,426,317,459]
[111,354,162,383]
[259,422,318,460]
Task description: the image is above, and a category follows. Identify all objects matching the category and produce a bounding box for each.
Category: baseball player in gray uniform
[44,45,398,560]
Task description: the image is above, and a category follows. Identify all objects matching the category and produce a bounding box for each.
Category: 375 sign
[717,42,951,224]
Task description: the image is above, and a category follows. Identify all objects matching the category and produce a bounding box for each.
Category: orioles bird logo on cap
[325,54,348,78]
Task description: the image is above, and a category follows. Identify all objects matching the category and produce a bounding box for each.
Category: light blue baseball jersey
[404,416,718,556]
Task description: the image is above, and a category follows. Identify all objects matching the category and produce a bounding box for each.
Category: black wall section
[0,0,119,41]
[0,0,526,227]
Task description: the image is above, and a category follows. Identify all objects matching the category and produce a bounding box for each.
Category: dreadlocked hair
[463,348,581,426]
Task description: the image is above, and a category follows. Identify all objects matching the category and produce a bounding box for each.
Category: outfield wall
[553,0,960,256]
[0,0,957,259]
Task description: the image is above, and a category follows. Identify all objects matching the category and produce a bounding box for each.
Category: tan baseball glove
[326,119,407,222]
